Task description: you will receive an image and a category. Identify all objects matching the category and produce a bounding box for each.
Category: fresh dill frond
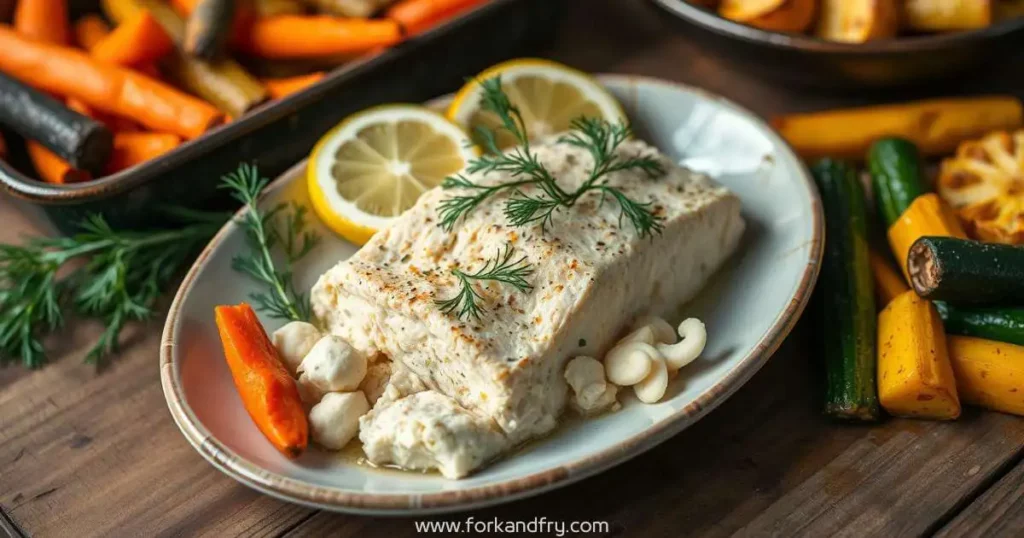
[220,164,320,322]
[434,243,533,320]
[0,211,224,368]
[437,76,666,237]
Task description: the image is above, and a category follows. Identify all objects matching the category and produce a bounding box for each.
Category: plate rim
[159,73,824,516]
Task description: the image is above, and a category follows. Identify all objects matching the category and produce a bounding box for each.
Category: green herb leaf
[221,163,320,322]
[434,243,533,321]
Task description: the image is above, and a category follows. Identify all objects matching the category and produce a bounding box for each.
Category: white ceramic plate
[161,75,823,515]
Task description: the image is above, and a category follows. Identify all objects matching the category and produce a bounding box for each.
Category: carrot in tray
[262,72,325,99]
[215,303,309,458]
[0,26,223,139]
[104,0,268,117]
[387,0,487,35]
[14,0,71,44]
[91,12,174,67]
[236,16,402,59]
[68,96,140,132]
[311,0,393,17]
[27,142,91,183]
[184,0,237,60]
[0,71,113,171]
[74,14,111,50]
[106,132,181,173]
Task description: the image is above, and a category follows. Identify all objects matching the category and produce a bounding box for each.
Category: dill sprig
[221,164,320,322]
[434,243,533,321]
[438,76,666,237]
[0,212,225,367]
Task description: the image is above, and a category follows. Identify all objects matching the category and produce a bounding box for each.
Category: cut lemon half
[308,105,476,245]
[447,58,626,148]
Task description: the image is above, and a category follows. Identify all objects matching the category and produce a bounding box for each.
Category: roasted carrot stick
[184,0,236,60]
[27,142,90,183]
[105,132,180,173]
[91,12,174,67]
[387,0,486,35]
[14,0,71,44]
[262,72,325,99]
[74,14,111,50]
[235,16,402,59]
[0,26,223,139]
[214,303,308,458]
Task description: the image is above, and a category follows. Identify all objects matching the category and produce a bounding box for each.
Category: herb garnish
[434,243,533,321]
[0,212,225,367]
[221,164,320,322]
[437,76,666,237]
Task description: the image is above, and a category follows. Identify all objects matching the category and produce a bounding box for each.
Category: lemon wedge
[447,58,626,148]
[308,105,476,245]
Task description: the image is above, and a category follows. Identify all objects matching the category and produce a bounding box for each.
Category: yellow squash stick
[773,96,1024,160]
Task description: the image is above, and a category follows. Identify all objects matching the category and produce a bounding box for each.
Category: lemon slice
[447,58,626,148]
[308,105,476,245]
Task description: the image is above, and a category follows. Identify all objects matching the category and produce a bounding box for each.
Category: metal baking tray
[0,0,565,233]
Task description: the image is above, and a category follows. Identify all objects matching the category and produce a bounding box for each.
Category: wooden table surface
[4,1,1024,537]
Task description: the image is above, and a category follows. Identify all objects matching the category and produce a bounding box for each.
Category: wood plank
[281,327,1024,538]
[3,0,1024,536]
[935,456,1024,538]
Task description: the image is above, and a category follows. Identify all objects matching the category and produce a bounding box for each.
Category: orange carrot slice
[74,14,111,50]
[236,16,402,59]
[14,0,71,44]
[387,0,486,35]
[214,303,309,458]
[91,12,174,68]
[105,132,181,173]
[262,72,325,99]
[27,142,91,183]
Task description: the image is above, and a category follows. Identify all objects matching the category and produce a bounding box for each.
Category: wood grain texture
[936,455,1024,538]
[2,0,1024,537]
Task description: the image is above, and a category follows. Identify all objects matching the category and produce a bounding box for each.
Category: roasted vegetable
[215,303,309,458]
[0,72,112,172]
[869,138,929,227]
[0,27,222,139]
[74,14,111,50]
[997,0,1024,20]
[92,12,174,67]
[937,129,1024,244]
[887,193,968,281]
[772,97,1024,161]
[936,302,1024,346]
[105,0,268,117]
[106,132,181,173]
[814,159,880,421]
[948,336,1024,416]
[908,236,1024,305]
[309,0,393,17]
[14,0,71,44]
[262,72,326,99]
[27,142,91,183]
[184,0,236,60]
[869,249,908,309]
[816,0,898,43]
[877,291,961,419]
[236,16,403,59]
[720,0,816,32]
[903,0,992,32]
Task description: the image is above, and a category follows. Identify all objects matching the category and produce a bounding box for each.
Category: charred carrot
[184,0,236,60]
[0,72,113,171]
[214,303,308,458]
[0,26,223,139]
[105,132,180,173]
[387,0,486,35]
[262,72,325,99]
[74,14,111,50]
[27,142,91,183]
[14,0,71,44]
[236,16,402,59]
[92,12,174,67]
